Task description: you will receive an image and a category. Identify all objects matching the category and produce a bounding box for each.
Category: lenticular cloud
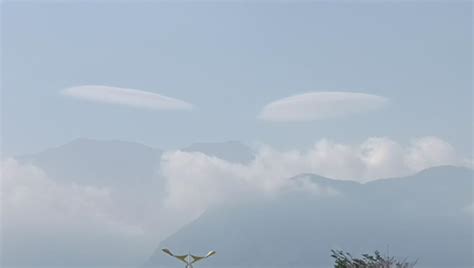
[61,85,194,111]
[259,91,388,122]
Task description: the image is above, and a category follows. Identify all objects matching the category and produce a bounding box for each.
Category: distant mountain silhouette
[12,140,473,267]
[183,141,255,164]
[147,166,473,267]
[19,138,162,188]
[18,139,255,188]
[6,139,257,267]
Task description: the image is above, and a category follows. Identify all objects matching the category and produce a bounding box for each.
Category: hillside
[147,166,473,267]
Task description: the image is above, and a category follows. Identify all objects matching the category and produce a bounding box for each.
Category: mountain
[147,166,474,267]
[183,141,255,164]
[5,138,257,267]
[17,139,255,187]
[13,140,472,266]
[18,138,163,188]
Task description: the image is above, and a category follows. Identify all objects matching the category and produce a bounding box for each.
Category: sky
[1,2,473,266]
[1,1,472,156]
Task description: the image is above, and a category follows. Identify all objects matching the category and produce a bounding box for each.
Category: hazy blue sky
[2,1,472,156]
[1,3,473,266]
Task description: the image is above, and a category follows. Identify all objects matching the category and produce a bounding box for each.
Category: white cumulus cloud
[0,158,164,266]
[1,136,470,266]
[61,85,194,110]
[160,136,471,222]
[258,91,388,122]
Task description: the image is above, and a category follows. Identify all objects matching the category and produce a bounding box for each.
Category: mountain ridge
[147,166,473,267]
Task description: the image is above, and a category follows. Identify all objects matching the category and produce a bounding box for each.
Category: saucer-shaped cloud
[61,85,194,110]
[258,91,388,122]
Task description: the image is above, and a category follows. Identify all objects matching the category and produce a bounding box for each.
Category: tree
[331,249,417,268]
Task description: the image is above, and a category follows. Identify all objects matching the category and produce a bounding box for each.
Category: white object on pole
[162,248,216,268]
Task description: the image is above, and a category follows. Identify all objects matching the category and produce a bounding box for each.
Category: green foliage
[331,249,417,268]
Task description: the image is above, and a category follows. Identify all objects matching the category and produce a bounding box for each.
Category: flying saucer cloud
[61,85,194,111]
[258,91,388,122]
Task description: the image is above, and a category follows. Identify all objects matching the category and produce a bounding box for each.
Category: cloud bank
[61,85,194,110]
[161,136,471,221]
[1,136,470,266]
[1,159,162,266]
[258,91,388,122]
